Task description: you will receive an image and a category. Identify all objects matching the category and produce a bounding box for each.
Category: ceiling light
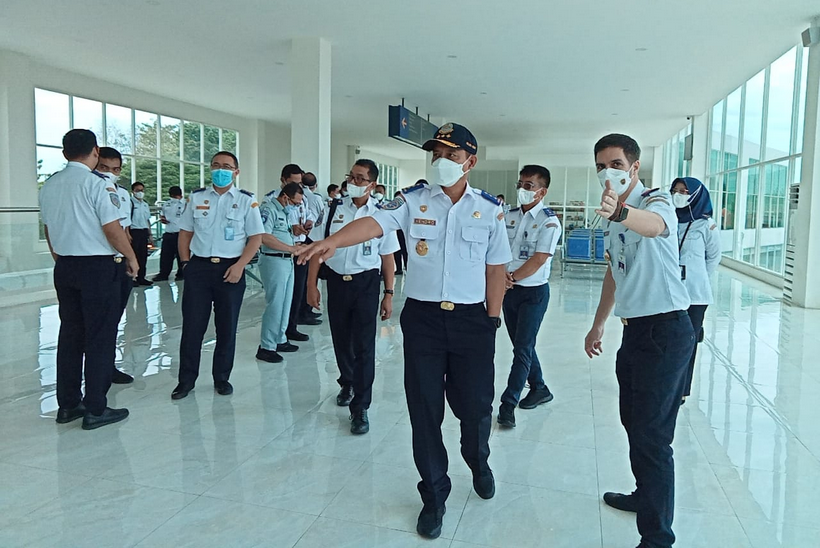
[635,47,647,52]
[499,114,506,117]
[275,61,285,66]
[345,95,353,98]
[480,92,488,95]
[446,55,458,59]
[620,89,629,92]
[611,113,619,116]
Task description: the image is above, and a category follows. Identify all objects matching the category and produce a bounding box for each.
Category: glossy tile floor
[1,265,819,547]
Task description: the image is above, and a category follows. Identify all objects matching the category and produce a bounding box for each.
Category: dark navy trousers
[501,283,550,406]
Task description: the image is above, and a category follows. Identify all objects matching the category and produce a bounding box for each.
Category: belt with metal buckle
[440,301,456,311]
[342,275,353,281]
[192,256,236,264]
[114,257,123,263]
[621,310,688,326]
[262,252,292,258]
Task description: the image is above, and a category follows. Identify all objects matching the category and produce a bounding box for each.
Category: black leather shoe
[276,342,299,353]
[304,310,322,319]
[518,387,554,410]
[82,407,129,430]
[603,491,639,513]
[256,346,284,363]
[416,504,446,539]
[350,409,369,435]
[171,383,194,400]
[138,279,153,286]
[151,276,168,282]
[336,385,354,406]
[497,402,516,428]
[215,381,233,396]
[286,330,309,342]
[56,403,86,424]
[297,316,322,326]
[472,469,495,499]
[112,368,134,384]
[174,274,184,281]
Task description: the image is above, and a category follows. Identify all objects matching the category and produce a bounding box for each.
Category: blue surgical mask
[211,169,234,188]
[283,199,297,215]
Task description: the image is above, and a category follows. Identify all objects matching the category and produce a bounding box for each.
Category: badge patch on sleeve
[109,193,121,208]
[379,195,406,211]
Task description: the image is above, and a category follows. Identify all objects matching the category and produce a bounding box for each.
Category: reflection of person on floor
[121,287,153,382]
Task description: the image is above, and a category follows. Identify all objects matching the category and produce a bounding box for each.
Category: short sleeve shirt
[505,204,563,286]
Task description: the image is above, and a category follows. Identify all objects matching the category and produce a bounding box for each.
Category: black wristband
[383,289,394,295]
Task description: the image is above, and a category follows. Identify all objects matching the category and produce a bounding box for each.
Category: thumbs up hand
[595,180,619,220]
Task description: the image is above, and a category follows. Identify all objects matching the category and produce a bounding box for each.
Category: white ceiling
[1,0,817,161]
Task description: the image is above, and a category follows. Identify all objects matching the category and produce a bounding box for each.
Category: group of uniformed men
[40,121,700,548]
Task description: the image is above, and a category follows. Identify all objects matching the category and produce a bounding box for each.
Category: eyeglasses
[516,181,542,191]
[210,162,237,170]
[346,173,371,184]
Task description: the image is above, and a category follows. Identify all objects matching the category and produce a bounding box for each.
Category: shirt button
[448,230,453,235]
[445,272,450,276]
[447,251,451,255]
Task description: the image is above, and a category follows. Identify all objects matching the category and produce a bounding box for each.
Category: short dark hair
[168,186,182,197]
[62,129,97,160]
[98,146,122,163]
[519,164,551,188]
[303,172,317,187]
[416,179,428,185]
[341,181,348,189]
[211,150,239,168]
[327,183,339,194]
[496,194,505,200]
[281,182,304,199]
[594,133,641,164]
[131,181,145,191]
[375,184,386,192]
[354,159,379,182]
[281,163,303,180]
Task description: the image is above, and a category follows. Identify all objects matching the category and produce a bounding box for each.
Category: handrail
[0,207,40,213]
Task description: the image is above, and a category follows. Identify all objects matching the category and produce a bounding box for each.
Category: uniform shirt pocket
[193,207,214,228]
[226,210,247,239]
[408,223,440,241]
[459,225,489,261]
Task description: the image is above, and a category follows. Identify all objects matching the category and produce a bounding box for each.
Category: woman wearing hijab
[670,177,721,404]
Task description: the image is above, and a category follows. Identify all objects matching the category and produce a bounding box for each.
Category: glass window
[160,161,181,200]
[722,172,737,233]
[795,50,809,155]
[745,167,760,230]
[35,89,70,146]
[183,163,202,193]
[183,121,202,162]
[105,104,133,154]
[762,161,788,230]
[160,117,181,160]
[119,157,132,188]
[71,97,104,139]
[204,125,220,160]
[741,69,765,166]
[134,110,158,157]
[724,86,742,163]
[709,100,724,175]
[36,146,66,187]
[222,129,238,155]
[765,47,796,160]
[135,159,159,205]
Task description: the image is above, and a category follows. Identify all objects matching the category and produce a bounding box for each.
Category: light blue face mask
[283,202,297,216]
[211,169,234,188]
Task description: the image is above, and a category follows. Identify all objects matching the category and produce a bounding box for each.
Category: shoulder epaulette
[543,207,557,217]
[401,181,427,194]
[239,189,253,197]
[641,188,660,197]
[90,170,107,180]
[192,187,207,194]
[118,184,127,191]
[332,198,343,205]
[509,207,520,212]
[476,189,500,205]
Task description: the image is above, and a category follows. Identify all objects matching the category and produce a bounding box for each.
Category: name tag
[413,218,436,226]
[224,226,235,241]
[196,205,210,210]
[518,244,530,260]
[363,241,372,256]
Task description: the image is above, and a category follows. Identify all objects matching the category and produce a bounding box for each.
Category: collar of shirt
[522,203,547,220]
[342,195,377,215]
[624,180,646,208]
[428,181,475,204]
[206,185,238,199]
[67,161,91,171]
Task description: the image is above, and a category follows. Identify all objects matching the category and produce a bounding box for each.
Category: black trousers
[157,231,182,278]
[400,298,496,508]
[394,230,408,273]
[54,256,121,415]
[130,228,150,281]
[326,269,380,411]
[178,257,246,386]
[118,260,132,313]
[616,311,694,548]
[683,304,708,397]
[288,257,309,332]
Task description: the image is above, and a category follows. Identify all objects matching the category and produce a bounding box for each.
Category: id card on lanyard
[617,232,626,273]
[678,223,692,280]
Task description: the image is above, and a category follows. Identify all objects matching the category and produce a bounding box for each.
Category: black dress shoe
[350,409,369,435]
[82,407,129,430]
[171,383,194,400]
[497,402,516,428]
[416,504,446,539]
[304,310,322,319]
[297,316,322,326]
[56,403,86,424]
[151,276,169,282]
[336,385,353,406]
[215,380,233,395]
[603,491,639,513]
[256,346,284,363]
[276,342,299,353]
[174,274,184,281]
[472,469,495,499]
[138,279,153,286]
[112,368,134,384]
[286,330,310,342]
[518,387,554,410]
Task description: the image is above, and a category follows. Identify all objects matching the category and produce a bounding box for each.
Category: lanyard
[679,222,693,252]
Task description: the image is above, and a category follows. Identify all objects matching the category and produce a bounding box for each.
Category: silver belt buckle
[342,275,353,282]
[113,257,123,264]
[440,301,455,311]
[210,257,221,264]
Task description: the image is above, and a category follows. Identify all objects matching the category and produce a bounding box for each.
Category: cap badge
[438,123,454,136]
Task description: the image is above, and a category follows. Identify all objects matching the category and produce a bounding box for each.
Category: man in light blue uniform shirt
[129,181,153,286]
[296,123,511,540]
[584,134,695,548]
[256,182,303,364]
[154,185,187,282]
[497,164,562,428]
[171,151,264,400]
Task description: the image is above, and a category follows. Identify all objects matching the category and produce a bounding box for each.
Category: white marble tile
[294,517,451,548]
[0,463,93,528]
[739,516,820,548]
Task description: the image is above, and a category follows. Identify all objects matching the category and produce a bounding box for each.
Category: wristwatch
[489,316,502,329]
[610,202,629,223]
[383,289,394,295]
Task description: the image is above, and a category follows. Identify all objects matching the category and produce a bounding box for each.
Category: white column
[690,113,709,182]
[289,37,331,186]
[651,146,664,188]
[792,17,820,308]
[0,51,37,208]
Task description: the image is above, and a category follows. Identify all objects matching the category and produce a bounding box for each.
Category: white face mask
[597,167,633,196]
[517,188,541,207]
[346,183,370,199]
[134,191,145,199]
[430,157,469,188]
[104,173,119,185]
[373,192,384,202]
[672,193,690,209]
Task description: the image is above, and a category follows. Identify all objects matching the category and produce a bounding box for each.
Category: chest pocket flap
[460,225,489,261]
[408,223,441,240]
